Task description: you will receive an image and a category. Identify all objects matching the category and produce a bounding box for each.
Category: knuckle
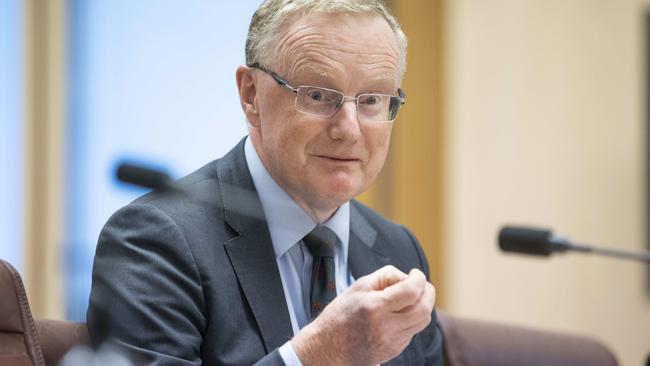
[382,264,398,274]
[378,289,397,307]
[404,284,420,301]
[412,268,424,278]
[352,276,368,289]
[359,297,381,317]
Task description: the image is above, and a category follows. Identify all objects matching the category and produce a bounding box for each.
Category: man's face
[248,13,400,219]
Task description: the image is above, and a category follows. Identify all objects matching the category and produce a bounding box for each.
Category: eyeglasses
[249,63,405,124]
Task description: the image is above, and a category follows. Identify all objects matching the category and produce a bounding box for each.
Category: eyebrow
[293,65,330,80]
[293,65,397,87]
[369,72,398,82]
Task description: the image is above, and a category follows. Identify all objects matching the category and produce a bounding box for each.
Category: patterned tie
[303,226,338,320]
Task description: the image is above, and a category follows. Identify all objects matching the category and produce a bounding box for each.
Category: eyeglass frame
[248,63,406,123]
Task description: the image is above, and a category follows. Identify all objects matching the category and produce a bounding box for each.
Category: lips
[316,154,361,162]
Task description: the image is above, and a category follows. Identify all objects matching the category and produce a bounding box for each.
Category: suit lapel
[349,203,390,278]
[214,142,390,352]
[217,139,294,352]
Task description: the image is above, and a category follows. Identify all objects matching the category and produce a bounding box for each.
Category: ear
[236,65,261,127]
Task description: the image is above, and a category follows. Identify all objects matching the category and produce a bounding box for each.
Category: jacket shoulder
[350,199,405,233]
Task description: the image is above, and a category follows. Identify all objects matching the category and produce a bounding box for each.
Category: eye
[360,94,384,106]
[307,90,324,101]
[365,95,379,105]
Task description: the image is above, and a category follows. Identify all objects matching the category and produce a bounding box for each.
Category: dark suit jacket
[88,139,443,365]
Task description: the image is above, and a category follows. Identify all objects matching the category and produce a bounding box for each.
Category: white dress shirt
[244,137,353,365]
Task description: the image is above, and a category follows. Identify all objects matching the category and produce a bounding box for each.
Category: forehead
[273,12,400,85]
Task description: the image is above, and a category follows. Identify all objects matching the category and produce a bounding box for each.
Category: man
[88,1,444,365]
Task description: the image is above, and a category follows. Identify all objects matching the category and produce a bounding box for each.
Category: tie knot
[303,226,337,258]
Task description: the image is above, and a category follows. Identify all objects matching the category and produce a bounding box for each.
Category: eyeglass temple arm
[248,63,299,94]
[398,88,406,104]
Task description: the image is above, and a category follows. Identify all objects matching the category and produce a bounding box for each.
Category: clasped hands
[292,265,436,366]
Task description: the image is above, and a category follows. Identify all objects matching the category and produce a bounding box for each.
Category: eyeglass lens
[295,86,401,123]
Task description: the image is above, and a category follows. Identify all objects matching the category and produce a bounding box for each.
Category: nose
[328,99,361,142]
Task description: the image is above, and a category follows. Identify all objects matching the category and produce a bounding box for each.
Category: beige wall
[443,0,650,364]
[359,0,447,295]
[23,0,66,318]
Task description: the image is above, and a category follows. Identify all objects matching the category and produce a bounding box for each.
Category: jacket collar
[349,202,390,278]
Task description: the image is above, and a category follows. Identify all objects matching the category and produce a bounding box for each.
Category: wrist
[291,322,346,366]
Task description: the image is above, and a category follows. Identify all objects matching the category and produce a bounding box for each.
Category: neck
[248,133,342,225]
[289,194,339,225]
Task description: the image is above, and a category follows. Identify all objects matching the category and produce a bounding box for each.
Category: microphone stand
[560,240,650,264]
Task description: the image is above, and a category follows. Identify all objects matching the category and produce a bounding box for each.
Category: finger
[354,265,408,292]
[380,268,427,312]
[394,282,435,332]
[397,281,435,315]
[401,312,432,339]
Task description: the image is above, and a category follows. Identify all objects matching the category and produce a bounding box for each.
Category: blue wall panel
[66,1,259,320]
[0,0,24,272]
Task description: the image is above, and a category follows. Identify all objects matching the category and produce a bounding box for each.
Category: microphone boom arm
[566,241,650,263]
[499,226,650,264]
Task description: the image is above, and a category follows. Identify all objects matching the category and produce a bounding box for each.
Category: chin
[319,179,361,204]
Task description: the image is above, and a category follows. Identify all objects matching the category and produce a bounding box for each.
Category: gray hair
[245,0,408,78]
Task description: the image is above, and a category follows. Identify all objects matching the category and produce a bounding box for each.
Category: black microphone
[116,163,174,191]
[498,226,650,264]
[114,162,267,222]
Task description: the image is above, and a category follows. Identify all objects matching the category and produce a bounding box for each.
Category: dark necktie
[303,226,338,320]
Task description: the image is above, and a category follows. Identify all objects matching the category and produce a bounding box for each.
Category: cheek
[260,113,312,168]
[366,126,393,168]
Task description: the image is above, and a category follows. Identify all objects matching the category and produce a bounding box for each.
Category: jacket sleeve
[88,203,206,365]
[88,203,286,366]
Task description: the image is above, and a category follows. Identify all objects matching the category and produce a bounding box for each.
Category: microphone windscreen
[498,226,554,256]
[116,163,172,191]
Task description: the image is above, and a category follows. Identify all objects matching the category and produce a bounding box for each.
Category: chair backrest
[437,311,618,366]
[34,319,88,366]
[0,259,44,366]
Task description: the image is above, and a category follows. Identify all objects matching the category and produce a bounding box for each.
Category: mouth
[316,154,361,163]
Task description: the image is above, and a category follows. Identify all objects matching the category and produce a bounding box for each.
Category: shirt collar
[244,136,350,259]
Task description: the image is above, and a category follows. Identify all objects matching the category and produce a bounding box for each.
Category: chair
[0,259,45,366]
[34,319,87,366]
[0,259,87,366]
[438,311,618,366]
[0,258,618,366]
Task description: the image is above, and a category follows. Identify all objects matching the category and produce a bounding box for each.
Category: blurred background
[1,0,649,364]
